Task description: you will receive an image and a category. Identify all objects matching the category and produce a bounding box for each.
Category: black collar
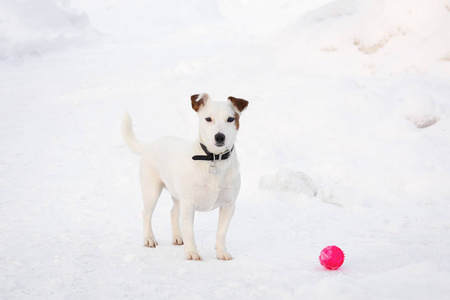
[192,143,234,161]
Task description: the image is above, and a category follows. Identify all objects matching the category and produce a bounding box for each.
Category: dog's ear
[191,93,210,112]
[228,96,249,113]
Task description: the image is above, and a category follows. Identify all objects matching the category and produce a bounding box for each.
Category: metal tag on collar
[209,156,217,174]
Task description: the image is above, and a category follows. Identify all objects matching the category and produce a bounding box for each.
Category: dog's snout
[215,133,226,145]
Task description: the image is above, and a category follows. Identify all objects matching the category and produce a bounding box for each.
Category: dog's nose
[215,133,225,145]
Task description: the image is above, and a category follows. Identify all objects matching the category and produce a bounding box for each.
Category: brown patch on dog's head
[191,93,210,112]
[234,112,241,130]
[228,96,248,130]
[228,96,249,113]
[191,94,202,112]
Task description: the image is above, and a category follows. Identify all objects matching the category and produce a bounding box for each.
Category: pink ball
[319,245,345,270]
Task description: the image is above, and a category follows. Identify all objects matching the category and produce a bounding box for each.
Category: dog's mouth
[215,142,225,147]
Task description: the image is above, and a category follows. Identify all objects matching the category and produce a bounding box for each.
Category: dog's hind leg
[171,197,183,245]
[140,171,163,248]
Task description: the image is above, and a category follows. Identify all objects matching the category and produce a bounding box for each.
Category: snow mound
[0,0,92,60]
[402,91,442,128]
[278,0,450,74]
[259,168,318,197]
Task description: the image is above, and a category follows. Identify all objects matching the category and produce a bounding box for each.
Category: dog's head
[191,93,249,154]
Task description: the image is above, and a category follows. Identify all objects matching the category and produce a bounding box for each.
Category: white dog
[122,94,249,260]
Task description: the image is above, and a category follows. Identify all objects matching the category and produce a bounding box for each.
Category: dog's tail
[121,112,145,155]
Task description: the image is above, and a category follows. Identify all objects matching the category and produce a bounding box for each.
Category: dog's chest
[192,171,236,211]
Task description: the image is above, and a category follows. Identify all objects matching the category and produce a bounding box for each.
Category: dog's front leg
[216,202,236,260]
[181,204,202,261]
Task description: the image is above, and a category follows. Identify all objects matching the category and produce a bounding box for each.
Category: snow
[1,0,450,299]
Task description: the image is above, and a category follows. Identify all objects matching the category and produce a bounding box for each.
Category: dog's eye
[205,117,212,122]
[227,117,235,122]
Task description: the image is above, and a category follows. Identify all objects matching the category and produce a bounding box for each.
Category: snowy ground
[1,0,450,299]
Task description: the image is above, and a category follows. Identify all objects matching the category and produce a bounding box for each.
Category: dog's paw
[185,251,203,261]
[216,251,233,261]
[172,236,184,246]
[143,237,158,248]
